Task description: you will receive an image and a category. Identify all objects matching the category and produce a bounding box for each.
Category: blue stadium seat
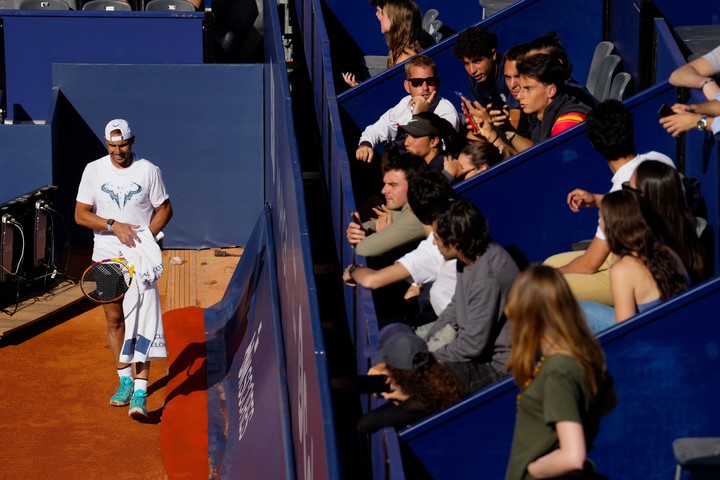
[82,0,131,10]
[145,0,193,11]
[19,0,69,9]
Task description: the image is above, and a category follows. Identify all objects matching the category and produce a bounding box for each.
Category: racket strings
[81,261,131,303]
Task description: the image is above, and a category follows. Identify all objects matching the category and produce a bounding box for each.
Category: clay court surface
[0,247,243,479]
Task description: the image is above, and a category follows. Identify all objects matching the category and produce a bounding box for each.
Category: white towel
[119,227,167,363]
[120,227,164,291]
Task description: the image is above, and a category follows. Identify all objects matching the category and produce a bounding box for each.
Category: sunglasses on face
[407,76,439,87]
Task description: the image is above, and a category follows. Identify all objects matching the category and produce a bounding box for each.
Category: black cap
[399,112,448,138]
[373,331,430,370]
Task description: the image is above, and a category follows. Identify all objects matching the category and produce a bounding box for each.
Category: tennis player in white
[75,119,172,420]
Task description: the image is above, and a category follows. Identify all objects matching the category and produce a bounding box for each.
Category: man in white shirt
[356,55,460,163]
[545,101,674,305]
[75,119,173,421]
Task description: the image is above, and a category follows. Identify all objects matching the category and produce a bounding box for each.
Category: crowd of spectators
[340,10,717,477]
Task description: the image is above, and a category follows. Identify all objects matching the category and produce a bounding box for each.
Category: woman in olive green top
[504,265,616,480]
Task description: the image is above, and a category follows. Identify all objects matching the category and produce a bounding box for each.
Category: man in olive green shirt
[346,154,426,257]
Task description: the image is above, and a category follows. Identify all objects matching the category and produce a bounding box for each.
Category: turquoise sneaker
[109,376,134,406]
[128,390,148,420]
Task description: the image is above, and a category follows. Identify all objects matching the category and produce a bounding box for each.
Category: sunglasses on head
[407,76,439,87]
[621,181,643,194]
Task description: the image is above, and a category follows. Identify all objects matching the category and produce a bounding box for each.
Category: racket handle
[155,231,165,242]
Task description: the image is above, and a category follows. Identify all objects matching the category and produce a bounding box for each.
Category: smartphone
[455,91,479,133]
[355,374,390,394]
[350,212,369,233]
[488,100,505,113]
[658,103,674,118]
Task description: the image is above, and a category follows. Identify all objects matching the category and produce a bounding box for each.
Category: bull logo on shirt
[101,182,142,209]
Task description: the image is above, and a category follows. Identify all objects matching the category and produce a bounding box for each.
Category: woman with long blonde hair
[505,265,616,480]
[343,0,430,87]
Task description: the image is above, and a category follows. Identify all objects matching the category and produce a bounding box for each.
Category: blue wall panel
[652,0,720,28]
[0,125,52,204]
[52,63,264,249]
[264,0,341,477]
[0,11,203,122]
[321,0,484,57]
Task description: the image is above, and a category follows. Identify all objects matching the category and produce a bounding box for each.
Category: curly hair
[584,100,637,160]
[389,357,466,413]
[601,190,690,300]
[434,198,490,259]
[381,0,425,67]
[453,25,497,60]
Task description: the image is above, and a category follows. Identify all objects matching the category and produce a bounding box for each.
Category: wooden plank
[0,248,242,337]
[0,281,85,337]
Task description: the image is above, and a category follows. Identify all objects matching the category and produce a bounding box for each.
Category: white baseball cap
[104,119,134,141]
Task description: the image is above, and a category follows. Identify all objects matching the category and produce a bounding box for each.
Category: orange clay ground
[0,247,243,479]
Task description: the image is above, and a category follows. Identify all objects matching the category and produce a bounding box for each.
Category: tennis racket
[80,258,135,303]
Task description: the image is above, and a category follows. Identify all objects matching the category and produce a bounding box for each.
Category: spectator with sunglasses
[356,55,460,163]
[544,100,674,306]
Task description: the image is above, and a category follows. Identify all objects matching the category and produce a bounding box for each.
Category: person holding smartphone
[357,327,466,434]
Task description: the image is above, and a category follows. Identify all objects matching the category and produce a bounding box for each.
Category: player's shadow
[162,340,208,406]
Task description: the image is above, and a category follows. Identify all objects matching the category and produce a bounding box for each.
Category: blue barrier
[0,10,203,122]
[0,124,52,204]
[204,206,296,478]
[652,0,720,28]
[401,275,720,479]
[264,0,341,477]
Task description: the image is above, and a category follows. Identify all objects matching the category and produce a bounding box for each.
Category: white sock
[134,379,148,393]
[117,366,132,379]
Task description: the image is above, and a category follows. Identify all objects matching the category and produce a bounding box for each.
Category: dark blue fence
[263,0,341,477]
[204,206,296,478]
